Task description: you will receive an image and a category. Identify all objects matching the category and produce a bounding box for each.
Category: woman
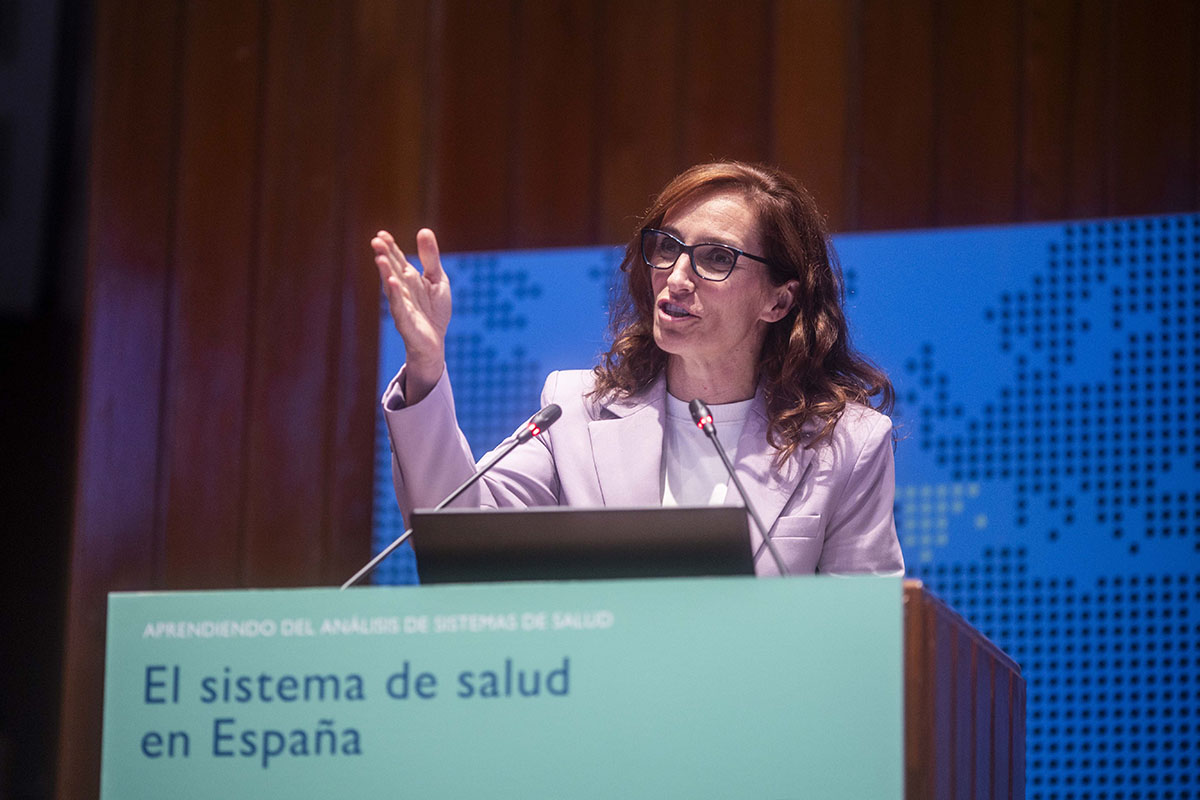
[375,161,903,576]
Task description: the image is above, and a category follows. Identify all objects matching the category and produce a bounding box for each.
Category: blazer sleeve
[382,366,562,522]
[816,411,905,576]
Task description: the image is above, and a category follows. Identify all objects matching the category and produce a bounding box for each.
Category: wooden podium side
[905,580,1025,799]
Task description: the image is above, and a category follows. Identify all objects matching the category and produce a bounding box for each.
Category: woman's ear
[762,280,800,323]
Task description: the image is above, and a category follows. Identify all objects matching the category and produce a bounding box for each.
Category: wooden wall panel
[430,0,517,250]
[936,1,1021,225]
[1063,0,1112,219]
[345,0,431,240]
[679,0,771,166]
[1110,0,1198,214]
[1021,0,1080,220]
[771,1,855,231]
[858,0,936,229]
[595,0,682,243]
[242,1,345,586]
[510,0,601,246]
[161,1,261,588]
[329,0,429,584]
[57,5,183,797]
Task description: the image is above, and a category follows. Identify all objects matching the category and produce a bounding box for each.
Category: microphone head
[688,398,715,434]
[518,403,562,442]
[531,403,562,429]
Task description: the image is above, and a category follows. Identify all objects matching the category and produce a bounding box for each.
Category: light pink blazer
[383,367,904,576]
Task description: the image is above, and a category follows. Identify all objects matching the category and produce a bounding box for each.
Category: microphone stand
[340,404,561,590]
[689,399,789,577]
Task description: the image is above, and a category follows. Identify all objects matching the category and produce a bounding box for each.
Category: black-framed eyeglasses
[640,228,772,282]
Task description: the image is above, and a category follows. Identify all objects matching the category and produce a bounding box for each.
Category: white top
[661,393,753,507]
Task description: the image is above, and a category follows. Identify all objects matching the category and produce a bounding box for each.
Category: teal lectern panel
[102,576,903,799]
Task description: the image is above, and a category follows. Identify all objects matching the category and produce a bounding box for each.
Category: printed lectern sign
[102,577,902,798]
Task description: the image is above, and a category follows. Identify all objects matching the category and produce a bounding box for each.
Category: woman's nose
[666,254,695,291]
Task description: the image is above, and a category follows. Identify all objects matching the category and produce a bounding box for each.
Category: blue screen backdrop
[373,214,1200,798]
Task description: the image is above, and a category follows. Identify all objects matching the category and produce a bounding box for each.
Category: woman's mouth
[658,300,694,319]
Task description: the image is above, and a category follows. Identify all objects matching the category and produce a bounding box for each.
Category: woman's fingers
[371,233,399,285]
[371,228,453,345]
[372,228,451,400]
[372,230,410,281]
[373,229,441,285]
[414,228,443,283]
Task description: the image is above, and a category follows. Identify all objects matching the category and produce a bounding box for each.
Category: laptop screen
[410,505,753,584]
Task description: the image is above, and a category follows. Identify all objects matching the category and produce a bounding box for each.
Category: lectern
[101,577,1022,798]
[904,580,1025,798]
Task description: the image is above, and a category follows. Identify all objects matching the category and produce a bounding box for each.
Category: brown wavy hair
[591,160,894,462]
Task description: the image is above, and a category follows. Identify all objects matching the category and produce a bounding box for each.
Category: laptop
[410,505,753,584]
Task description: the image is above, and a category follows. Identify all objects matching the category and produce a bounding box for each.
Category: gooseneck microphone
[688,398,789,577]
[340,404,563,589]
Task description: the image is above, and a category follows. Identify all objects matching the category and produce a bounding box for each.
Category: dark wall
[53,1,1200,797]
[0,1,89,798]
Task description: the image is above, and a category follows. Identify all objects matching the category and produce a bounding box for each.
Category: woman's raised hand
[372,228,451,404]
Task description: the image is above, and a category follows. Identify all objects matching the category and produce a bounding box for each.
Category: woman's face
[649,190,797,387]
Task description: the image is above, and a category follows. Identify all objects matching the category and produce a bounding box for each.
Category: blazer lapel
[731,397,815,554]
[588,376,667,507]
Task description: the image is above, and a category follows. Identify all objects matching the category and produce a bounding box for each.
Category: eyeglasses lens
[642,231,737,280]
[693,245,736,278]
[643,231,679,267]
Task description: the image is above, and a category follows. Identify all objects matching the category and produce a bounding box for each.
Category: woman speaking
[374,161,903,576]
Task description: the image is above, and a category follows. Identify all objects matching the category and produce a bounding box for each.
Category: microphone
[514,404,561,443]
[688,398,789,577]
[340,403,563,589]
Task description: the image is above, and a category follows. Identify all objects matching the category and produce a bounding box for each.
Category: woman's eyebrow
[660,224,743,249]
